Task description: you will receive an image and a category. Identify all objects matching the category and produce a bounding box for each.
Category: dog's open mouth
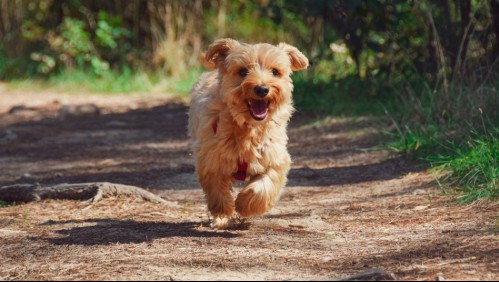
[247,99,270,121]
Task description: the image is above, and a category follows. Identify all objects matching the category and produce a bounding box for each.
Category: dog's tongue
[250,99,268,119]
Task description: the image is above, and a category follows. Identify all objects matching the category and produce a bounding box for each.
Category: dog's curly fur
[188,38,308,228]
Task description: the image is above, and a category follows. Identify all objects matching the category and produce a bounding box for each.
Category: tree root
[0,182,178,207]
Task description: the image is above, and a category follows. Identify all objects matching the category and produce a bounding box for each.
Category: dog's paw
[210,217,233,229]
[211,216,251,230]
[235,188,268,218]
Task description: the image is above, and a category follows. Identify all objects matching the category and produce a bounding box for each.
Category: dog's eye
[271,68,280,77]
[239,68,249,77]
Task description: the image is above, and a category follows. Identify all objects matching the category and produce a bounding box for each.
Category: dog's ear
[203,38,240,69]
[199,53,216,70]
[277,43,309,71]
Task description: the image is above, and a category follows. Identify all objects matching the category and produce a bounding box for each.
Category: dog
[188,38,308,228]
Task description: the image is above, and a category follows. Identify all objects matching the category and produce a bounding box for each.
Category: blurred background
[0,1,497,199]
[1,1,498,107]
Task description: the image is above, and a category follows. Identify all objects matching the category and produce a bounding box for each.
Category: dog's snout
[254,85,270,98]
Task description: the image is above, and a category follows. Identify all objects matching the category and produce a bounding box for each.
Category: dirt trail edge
[0,91,497,281]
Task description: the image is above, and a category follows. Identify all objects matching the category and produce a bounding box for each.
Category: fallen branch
[0,182,177,207]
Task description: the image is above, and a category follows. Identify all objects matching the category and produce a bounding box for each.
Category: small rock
[42,219,56,225]
[436,275,445,281]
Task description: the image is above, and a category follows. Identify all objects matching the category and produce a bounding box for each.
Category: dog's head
[202,38,308,126]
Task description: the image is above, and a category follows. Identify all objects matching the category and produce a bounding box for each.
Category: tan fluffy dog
[188,38,308,228]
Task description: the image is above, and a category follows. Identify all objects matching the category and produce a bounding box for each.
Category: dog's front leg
[198,171,235,228]
[235,160,290,217]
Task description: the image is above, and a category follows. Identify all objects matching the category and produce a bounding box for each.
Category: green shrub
[429,129,498,203]
[386,75,498,202]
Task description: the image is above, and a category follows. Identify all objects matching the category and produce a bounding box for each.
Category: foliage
[292,73,399,116]
[22,10,132,76]
[386,74,498,201]
[9,68,191,95]
[1,1,495,80]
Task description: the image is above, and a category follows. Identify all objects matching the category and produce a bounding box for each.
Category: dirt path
[0,89,497,280]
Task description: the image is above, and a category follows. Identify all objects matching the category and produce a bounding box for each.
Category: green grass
[7,68,203,95]
[428,129,498,203]
[378,70,499,203]
[0,200,13,208]
[388,123,498,204]
[390,127,498,203]
[387,123,440,155]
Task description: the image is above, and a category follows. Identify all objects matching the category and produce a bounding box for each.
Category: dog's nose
[254,85,270,98]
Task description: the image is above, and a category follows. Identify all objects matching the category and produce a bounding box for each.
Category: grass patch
[387,124,440,155]
[428,129,498,203]
[7,68,203,95]
[0,200,15,208]
[389,126,498,203]
[385,75,498,203]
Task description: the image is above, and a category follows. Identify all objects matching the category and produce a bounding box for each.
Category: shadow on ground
[37,218,239,246]
[331,228,499,278]
[288,156,422,187]
[1,100,422,190]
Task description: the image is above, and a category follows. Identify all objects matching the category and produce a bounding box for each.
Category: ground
[0,86,497,280]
